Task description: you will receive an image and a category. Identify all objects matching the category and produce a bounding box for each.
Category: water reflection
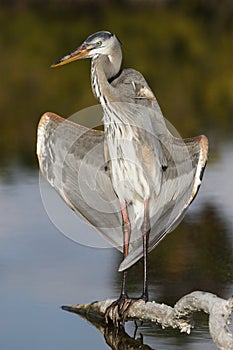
[64,308,156,350]
[62,298,217,350]
[103,326,155,350]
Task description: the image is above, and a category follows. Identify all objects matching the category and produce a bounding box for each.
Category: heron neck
[91,46,122,102]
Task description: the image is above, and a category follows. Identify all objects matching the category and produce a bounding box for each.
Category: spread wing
[109,69,208,270]
[37,112,123,250]
[37,112,208,271]
[119,133,208,271]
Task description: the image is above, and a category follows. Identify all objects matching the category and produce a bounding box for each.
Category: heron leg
[115,200,150,326]
[142,199,150,301]
[120,203,131,297]
[105,203,132,325]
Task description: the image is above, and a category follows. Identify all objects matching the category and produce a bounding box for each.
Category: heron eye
[96,41,102,47]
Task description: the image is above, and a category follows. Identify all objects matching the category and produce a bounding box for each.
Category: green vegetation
[0,0,232,167]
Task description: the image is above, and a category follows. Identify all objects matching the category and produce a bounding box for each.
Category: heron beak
[51,44,93,67]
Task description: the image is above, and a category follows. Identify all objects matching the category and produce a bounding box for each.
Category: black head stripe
[86,31,113,44]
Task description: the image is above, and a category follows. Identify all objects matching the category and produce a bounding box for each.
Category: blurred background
[0,1,232,350]
[0,0,232,168]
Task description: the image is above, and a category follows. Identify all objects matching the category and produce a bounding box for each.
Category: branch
[62,291,233,350]
[174,291,233,350]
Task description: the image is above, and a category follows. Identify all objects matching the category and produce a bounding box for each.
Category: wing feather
[37,112,208,271]
[37,112,123,250]
[119,134,208,271]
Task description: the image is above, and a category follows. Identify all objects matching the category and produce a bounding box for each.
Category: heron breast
[105,123,150,204]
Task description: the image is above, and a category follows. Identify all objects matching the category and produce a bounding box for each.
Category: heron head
[51,31,119,67]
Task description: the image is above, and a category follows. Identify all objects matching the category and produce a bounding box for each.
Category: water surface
[0,142,232,350]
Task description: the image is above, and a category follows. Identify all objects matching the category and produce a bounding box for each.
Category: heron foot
[105,295,131,326]
[105,295,147,326]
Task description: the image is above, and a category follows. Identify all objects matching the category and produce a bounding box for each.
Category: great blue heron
[37,31,208,324]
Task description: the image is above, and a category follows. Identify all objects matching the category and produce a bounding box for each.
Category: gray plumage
[37,31,208,273]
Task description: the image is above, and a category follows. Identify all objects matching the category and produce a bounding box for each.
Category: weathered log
[62,291,233,350]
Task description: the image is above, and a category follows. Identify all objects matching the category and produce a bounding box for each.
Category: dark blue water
[0,143,232,350]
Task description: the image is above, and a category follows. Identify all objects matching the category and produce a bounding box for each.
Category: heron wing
[119,134,208,271]
[110,69,209,271]
[37,112,208,272]
[111,68,163,116]
[37,112,123,250]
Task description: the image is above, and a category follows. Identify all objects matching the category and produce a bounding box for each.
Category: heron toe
[105,296,147,326]
[105,296,134,325]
